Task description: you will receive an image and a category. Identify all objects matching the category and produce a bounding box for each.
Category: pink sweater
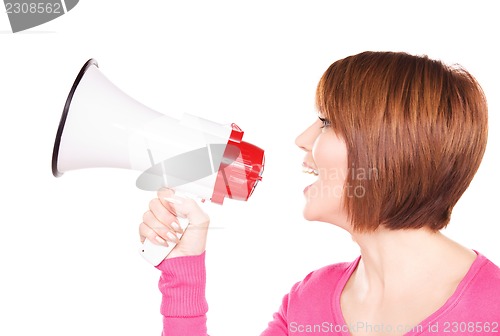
[156,251,500,335]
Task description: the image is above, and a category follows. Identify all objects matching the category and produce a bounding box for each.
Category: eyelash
[318,116,331,128]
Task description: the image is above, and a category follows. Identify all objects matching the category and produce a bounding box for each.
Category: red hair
[316,51,488,231]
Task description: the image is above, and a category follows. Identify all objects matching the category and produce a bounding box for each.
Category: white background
[1,1,499,335]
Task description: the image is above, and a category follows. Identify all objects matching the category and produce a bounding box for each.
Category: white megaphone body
[52,59,265,265]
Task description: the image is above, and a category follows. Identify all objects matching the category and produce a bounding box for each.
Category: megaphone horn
[52,59,265,204]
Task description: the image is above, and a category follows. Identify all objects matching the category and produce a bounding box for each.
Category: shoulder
[277,258,359,318]
[290,257,359,298]
[449,252,500,318]
[467,253,500,293]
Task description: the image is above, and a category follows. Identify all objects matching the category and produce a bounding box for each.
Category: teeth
[302,167,319,176]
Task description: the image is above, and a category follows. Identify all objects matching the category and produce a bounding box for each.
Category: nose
[295,120,321,152]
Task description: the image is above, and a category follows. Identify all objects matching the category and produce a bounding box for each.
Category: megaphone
[52,59,265,265]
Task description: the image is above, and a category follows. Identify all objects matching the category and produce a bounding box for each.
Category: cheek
[313,132,349,189]
[303,133,349,222]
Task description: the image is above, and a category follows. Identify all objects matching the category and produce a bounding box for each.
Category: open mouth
[302,163,319,176]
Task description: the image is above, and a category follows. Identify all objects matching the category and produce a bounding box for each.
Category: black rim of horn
[51,59,98,177]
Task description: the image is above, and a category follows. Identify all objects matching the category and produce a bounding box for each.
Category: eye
[318,116,331,128]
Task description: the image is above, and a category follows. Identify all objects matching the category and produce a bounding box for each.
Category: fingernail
[155,236,167,245]
[166,231,178,243]
[164,197,182,205]
[171,221,182,231]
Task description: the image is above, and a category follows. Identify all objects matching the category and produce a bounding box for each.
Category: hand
[139,188,210,259]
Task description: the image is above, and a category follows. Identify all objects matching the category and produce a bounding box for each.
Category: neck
[350,228,476,293]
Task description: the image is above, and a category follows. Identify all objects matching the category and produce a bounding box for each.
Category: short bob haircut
[316,51,488,232]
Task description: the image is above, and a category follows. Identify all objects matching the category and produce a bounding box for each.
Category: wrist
[166,223,209,259]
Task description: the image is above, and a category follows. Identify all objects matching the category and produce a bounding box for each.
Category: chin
[302,204,329,222]
[302,203,350,230]
[302,209,316,221]
[302,202,320,221]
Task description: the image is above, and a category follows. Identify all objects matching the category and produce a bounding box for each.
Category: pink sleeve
[260,282,301,336]
[259,297,290,336]
[156,252,296,336]
[156,252,209,336]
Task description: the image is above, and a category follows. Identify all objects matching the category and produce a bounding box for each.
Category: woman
[139,51,500,335]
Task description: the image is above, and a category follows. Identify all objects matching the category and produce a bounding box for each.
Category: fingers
[157,189,184,219]
[149,198,183,234]
[142,210,180,245]
[139,222,168,245]
[140,188,211,259]
[142,187,209,244]
[157,188,209,227]
[157,187,175,199]
[141,197,182,246]
[157,188,176,212]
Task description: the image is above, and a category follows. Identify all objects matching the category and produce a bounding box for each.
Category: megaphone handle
[140,216,189,266]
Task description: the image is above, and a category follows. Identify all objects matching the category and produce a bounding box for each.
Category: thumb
[160,193,209,227]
